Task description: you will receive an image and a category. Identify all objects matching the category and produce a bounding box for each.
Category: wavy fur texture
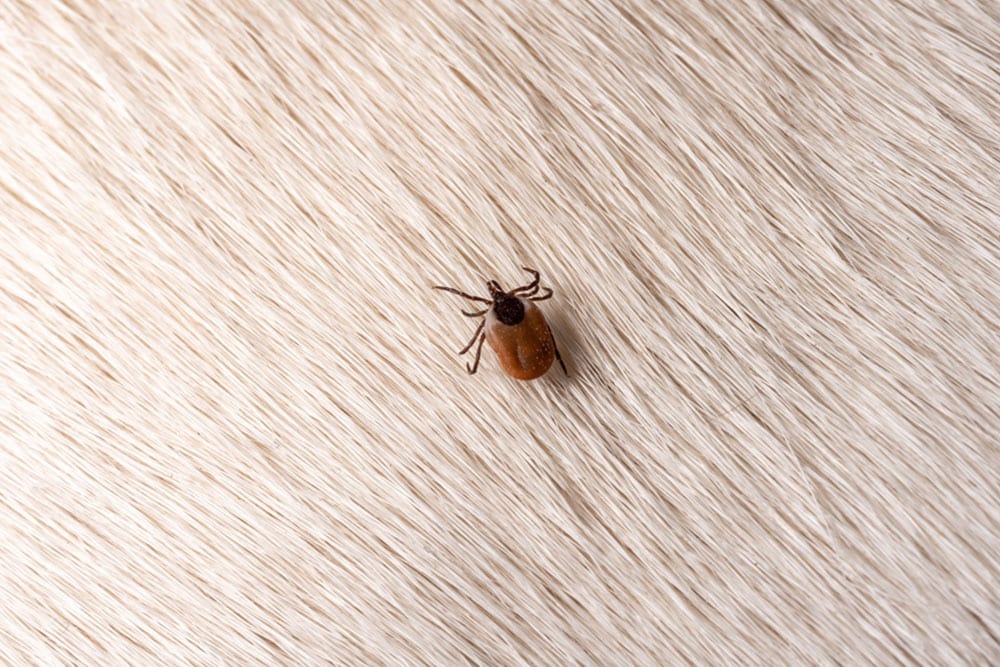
[1,0,998,664]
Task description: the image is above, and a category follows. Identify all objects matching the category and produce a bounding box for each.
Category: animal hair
[1,0,998,664]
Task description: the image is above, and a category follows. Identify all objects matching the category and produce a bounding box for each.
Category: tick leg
[529,287,553,301]
[461,308,489,317]
[552,334,568,376]
[432,285,491,304]
[458,319,486,354]
[511,267,541,296]
[466,332,487,374]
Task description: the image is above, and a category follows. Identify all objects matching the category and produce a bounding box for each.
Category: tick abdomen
[486,299,555,380]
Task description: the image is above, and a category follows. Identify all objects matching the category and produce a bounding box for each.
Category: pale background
[1,0,998,664]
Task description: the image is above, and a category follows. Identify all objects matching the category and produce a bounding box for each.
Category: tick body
[433,267,567,380]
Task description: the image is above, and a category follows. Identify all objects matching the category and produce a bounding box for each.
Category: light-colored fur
[2,0,998,664]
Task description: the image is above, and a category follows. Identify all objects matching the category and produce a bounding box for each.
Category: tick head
[492,293,525,326]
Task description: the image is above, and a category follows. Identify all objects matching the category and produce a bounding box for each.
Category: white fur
[1,0,998,664]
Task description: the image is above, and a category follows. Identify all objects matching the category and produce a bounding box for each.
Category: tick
[433,267,568,380]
